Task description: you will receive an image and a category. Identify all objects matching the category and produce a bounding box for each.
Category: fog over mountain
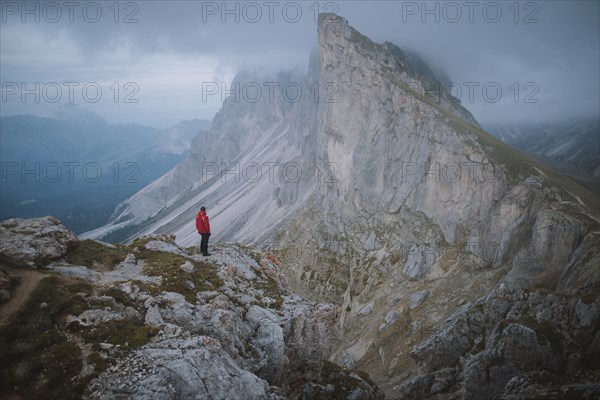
[1,1,598,126]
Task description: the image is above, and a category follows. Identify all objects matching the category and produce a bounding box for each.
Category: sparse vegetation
[64,239,128,271]
[350,27,381,55]
[0,268,21,305]
[78,319,157,348]
[253,266,284,310]
[132,243,223,303]
[0,263,166,400]
[0,276,94,400]
[99,286,138,309]
[303,360,382,398]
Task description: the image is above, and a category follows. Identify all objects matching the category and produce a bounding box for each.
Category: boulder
[0,216,77,265]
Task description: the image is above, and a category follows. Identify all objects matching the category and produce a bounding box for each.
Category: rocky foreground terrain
[0,216,383,399]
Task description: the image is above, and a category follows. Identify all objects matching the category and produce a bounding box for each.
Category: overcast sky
[1,0,598,128]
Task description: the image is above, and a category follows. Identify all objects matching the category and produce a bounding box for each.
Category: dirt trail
[0,268,45,326]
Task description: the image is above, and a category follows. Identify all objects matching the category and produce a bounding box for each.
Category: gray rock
[0,216,77,265]
[496,370,600,399]
[403,246,438,281]
[301,360,385,400]
[179,261,194,273]
[505,207,583,290]
[409,290,430,310]
[384,310,397,325]
[100,259,162,286]
[144,305,164,327]
[119,282,141,299]
[144,240,187,256]
[80,241,350,400]
[45,261,102,281]
[67,309,126,327]
[90,336,271,400]
[359,303,374,316]
[245,305,285,384]
[405,285,600,399]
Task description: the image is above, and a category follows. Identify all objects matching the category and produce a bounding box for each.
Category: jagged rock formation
[80,14,600,399]
[0,217,383,399]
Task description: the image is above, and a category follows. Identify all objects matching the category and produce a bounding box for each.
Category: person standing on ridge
[196,206,211,256]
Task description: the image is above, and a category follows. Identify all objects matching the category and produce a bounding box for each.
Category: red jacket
[196,210,211,234]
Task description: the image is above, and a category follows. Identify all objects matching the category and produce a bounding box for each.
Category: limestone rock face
[304,14,599,399]
[0,216,78,265]
[79,12,600,399]
[90,336,272,400]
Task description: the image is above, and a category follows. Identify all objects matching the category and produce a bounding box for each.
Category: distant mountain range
[0,105,211,232]
[485,119,599,194]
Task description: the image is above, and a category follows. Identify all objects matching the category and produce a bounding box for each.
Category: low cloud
[1,1,598,127]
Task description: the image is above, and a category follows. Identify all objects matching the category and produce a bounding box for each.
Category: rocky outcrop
[0,216,78,265]
[76,237,375,399]
[0,221,382,399]
[398,280,600,398]
[89,335,273,400]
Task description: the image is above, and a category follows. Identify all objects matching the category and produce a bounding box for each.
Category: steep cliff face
[83,14,600,399]
[280,15,600,398]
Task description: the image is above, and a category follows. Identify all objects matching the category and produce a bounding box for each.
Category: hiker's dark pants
[200,233,210,255]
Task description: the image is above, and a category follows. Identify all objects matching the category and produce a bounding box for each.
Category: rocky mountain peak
[317,13,476,125]
[76,13,600,399]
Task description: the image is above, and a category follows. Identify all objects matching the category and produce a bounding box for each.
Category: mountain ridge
[81,13,600,398]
